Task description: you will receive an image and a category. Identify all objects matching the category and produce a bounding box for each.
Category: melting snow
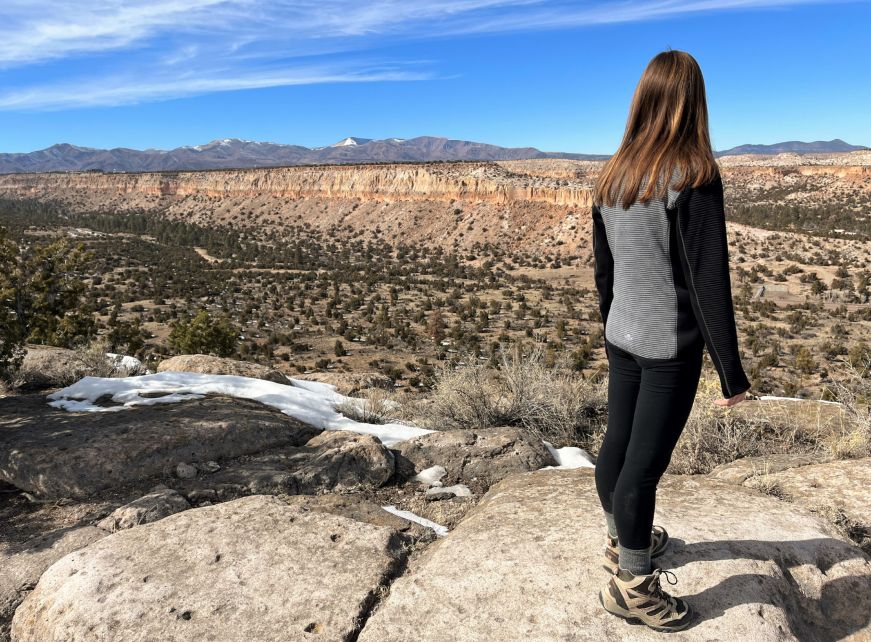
[412,465,447,487]
[541,440,596,469]
[758,395,843,405]
[381,505,449,537]
[45,372,433,447]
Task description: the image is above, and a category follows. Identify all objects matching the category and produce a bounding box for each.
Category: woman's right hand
[713,390,748,407]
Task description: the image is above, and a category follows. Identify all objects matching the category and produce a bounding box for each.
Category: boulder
[177,430,394,499]
[1,526,106,641]
[709,453,825,485]
[12,495,410,642]
[97,487,191,532]
[157,354,290,385]
[297,372,394,395]
[16,345,89,390]
[394,427,556,492]
[358,469,871,642]
[0,395,320,499]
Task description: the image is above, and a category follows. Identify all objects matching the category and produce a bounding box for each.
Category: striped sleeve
[674,173,751,398]
[591,203,614,356]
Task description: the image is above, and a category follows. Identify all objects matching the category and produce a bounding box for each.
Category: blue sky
[0,1,869,154]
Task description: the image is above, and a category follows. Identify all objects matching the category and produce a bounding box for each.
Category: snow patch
[540,440,596,469]
[412,465,447,487]
[425,483,472,498]
[45,372,434,447]
[381,505,449,537]
[758,395,843,405]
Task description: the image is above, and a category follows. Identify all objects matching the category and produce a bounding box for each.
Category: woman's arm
[591,203,614,356]
[673,174,751,398]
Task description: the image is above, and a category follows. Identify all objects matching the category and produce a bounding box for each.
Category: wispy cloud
[0,0,856,110]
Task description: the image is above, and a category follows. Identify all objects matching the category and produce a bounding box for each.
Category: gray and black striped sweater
[592,170,752,398]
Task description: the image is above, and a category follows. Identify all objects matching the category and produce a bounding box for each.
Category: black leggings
[594,336,703,550]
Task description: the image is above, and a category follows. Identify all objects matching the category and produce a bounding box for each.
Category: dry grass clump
[667,374,825,475]
[333,387,401,425]
[820,354,871,459]
[413,345,607,449]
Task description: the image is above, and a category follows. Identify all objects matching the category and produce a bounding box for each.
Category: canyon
[0,151,868,254]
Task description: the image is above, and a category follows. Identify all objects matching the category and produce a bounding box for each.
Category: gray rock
[197,461,221,473]
[97,488,191,532]
[395,426,556,492]
[709,453,825,485]
[12,496,410,642]
[16,345,88,390]
[174,463,197,480]
[157,354,290,385]
[179,430,395,499]
[0,395,320,499]
[1,526,106,641]
[358,469,871,642]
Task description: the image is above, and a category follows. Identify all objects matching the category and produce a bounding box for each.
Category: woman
[591,49,751,632]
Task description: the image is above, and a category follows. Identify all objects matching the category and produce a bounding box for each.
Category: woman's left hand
[713,390,748,407]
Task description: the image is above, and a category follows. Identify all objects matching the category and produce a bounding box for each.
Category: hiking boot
[598,567,692,632]
[603,525,669,573]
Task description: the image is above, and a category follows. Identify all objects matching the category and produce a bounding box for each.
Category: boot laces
[650,568,679,608]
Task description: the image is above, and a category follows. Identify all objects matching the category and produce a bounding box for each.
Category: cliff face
[0,162,594,208]
[0,156,867,253]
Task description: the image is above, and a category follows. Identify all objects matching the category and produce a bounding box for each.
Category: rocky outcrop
[156,354,290,384]
[96,486,191,532]
[178,430,395,499]
[0,162,593,208]
[1,526,106,641]
[358,469,871,641]
[724,457,871,551]
[394,426,557,493]
[0,394,320,498]
[11,495,412,641]
[709,453,826,485]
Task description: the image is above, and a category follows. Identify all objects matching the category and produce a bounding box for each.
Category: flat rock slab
[754,457,871,534]
[12,495,409,642]
[0,395,320,499]
[358,469,871,642]
[395,427,556,493]
[1,526,106,641]
[709,453,826,485]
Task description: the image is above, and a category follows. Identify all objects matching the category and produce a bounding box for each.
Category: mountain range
[0,136,865,174]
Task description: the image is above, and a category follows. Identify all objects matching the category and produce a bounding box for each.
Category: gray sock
[618,544,652,575]
[604,511,618,539]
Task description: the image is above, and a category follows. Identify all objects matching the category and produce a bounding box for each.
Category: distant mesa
[0,136,866,174]
[714,138,868,156]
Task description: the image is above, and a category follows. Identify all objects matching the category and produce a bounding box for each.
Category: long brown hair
[593,49,719,209]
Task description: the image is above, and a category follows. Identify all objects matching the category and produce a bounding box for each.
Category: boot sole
[598,588,693,632]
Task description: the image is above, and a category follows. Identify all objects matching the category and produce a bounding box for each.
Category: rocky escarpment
[0,162,594,208]
[0,154,868,253]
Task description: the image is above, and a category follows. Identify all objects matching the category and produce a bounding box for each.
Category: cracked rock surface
[12,495,411,642]
[358,468,871,642]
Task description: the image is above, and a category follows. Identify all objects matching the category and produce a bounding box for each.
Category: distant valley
[0,150,869,402]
